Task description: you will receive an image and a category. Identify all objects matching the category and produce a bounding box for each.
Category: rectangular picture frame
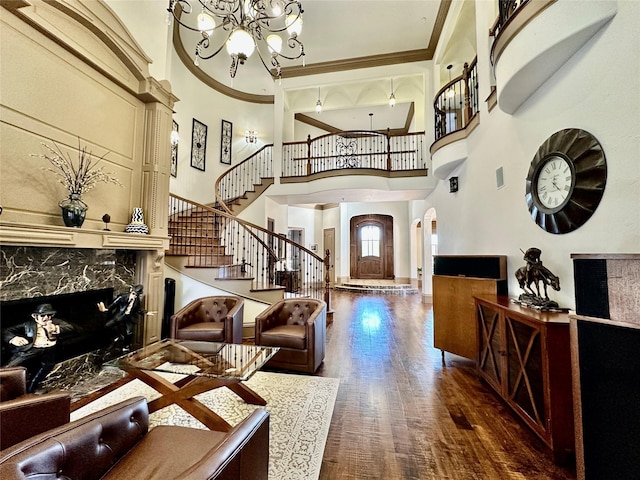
[220,119,232,165]
[191,118,207,171]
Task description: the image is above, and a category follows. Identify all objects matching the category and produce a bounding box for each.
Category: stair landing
[334,279,419,295]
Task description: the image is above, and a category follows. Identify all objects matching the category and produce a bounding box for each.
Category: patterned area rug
[71,371,339,480]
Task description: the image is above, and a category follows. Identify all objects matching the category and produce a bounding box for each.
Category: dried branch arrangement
[33,139,123,196]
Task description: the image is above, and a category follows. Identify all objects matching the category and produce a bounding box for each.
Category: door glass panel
[361,225,380,257]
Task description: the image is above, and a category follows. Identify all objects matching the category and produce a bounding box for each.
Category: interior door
[350,214,394,279]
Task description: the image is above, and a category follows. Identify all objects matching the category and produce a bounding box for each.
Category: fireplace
[0,246,145,372]
[0,288,118,365]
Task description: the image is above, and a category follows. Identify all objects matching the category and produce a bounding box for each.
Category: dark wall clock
[191,118,207,171]
[525,128,607,234]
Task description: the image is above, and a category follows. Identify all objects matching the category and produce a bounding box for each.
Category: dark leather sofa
[0,366,71,450]
[171,296,245,344]
[0,396,270,480]
[255,298,326,373]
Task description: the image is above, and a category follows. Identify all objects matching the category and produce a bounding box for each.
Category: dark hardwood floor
[317,291,576,480]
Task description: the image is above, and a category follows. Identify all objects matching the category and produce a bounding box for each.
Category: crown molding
[169,0,451,97]
[172,18,275,105]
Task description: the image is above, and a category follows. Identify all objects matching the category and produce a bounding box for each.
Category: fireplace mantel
[0,222,169,251]
[0,221,168,347]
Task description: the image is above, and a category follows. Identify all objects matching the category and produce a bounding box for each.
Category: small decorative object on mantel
[513,247,567,311]
[33,139,123,228]
[102,213,111,231]
[125,207,149,234]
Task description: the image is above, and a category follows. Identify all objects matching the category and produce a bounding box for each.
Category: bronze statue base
[513,294,569,313]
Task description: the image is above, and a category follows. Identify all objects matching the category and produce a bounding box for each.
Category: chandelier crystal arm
[168,0,305,79]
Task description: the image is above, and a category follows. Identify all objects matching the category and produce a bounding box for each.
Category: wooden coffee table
[105,339,278,431]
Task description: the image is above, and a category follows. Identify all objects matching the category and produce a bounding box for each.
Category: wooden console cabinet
[475,296,574,464]
[433,255,507,360]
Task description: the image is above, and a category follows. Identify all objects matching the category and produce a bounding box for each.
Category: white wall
[105,0,171,81]
[164,265,269,325]
[422,0,640,309]
[168,55,275,205]
[288,207,324,249]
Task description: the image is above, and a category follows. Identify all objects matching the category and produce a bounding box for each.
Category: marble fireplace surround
[0,222,169,347]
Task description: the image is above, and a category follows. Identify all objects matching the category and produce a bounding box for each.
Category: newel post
[324,249,333,320]
[463,62,472,125]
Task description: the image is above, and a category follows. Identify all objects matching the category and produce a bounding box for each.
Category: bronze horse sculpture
[515,264,560,300]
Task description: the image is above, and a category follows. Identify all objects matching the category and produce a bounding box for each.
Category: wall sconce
[245,129,258,143]
[449,176,459,193]
[171,121,179,146]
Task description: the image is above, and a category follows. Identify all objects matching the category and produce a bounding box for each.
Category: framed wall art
[221,119,232,165]
[170,120,178,177]
[191,118,207,171]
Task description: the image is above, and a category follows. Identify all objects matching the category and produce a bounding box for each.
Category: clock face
[525,129,607,234]
[534,155,574,211]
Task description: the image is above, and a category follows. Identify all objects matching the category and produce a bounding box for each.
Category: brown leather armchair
[0,396,270,480]
[255,299,326,373]
[170,296,244,344]
[0,366,71,450]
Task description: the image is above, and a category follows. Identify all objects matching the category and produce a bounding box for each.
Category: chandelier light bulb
[169,0,305,79]
[197,12,216,36]
[267,34,283,54]
[227,28,255,59]
[286,14,303,36]
[271,2,283,16]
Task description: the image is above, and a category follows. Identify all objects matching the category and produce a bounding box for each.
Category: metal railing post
[306,134,312,176]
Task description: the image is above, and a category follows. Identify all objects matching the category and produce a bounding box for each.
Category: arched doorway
[349,214,394,279]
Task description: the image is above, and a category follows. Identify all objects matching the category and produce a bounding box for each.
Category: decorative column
[137,78,179,344]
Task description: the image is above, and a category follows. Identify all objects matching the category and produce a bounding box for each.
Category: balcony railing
[493,0,531,39]
[215,145,274,214]
[433,58,479,142]
[282,130,427,178]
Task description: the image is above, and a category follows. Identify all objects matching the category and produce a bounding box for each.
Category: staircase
[168,209,233,267]
[167,194,325,303]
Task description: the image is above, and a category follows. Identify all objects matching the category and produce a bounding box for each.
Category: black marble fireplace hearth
[1,288,117,367]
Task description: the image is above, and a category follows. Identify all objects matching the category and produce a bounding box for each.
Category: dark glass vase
[59,194,88,228]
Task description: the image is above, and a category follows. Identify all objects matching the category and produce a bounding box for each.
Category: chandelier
[167,0,305,79]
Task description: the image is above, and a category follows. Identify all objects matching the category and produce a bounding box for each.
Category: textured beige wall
[0,0,177,344]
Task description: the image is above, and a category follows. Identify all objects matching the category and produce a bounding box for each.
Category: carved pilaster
[141,100,174,237]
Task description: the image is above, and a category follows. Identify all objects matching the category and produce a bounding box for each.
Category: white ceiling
[177,1,444,97]
[173,0,466,205]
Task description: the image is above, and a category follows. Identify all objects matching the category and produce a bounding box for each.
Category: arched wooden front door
[350,214,394,279]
